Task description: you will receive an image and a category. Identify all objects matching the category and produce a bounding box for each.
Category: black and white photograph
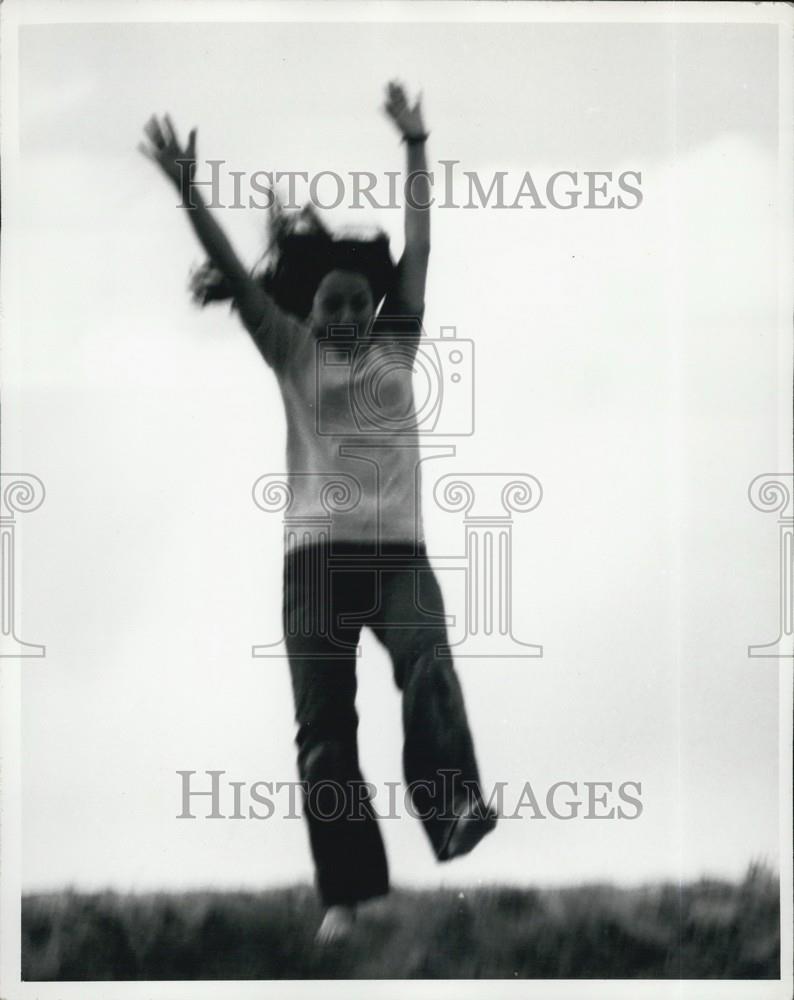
[0,0,792,995]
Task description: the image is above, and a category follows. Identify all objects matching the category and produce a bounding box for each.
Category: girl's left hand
[383,81,426,140]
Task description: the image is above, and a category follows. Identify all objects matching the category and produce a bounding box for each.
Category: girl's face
[311,270,375,334]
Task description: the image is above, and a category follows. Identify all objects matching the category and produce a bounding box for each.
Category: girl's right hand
[139,114,197,188]
[189,260,233,306]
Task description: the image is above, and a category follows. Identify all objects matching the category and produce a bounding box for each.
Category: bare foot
[315,904,357,944]
[441,805,497,861]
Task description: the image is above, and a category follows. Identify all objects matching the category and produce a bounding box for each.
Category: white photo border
[1,1,791,998]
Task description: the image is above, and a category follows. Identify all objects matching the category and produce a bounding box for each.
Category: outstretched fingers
[384,80,406,113]
[137,140,156,162]
[143,114,166,150]
[387,79,407,102]
[163,113,179,150]
[140,112,198,172]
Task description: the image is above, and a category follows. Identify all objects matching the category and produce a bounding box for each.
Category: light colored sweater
[251,298,426,552]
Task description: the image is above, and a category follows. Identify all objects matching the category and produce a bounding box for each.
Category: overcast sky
[6,11,787,892]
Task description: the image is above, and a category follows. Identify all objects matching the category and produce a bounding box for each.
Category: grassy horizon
[22,864,780,980]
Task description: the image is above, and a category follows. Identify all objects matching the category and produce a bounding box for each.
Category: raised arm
[139,115,288,365]
[383,83,430,315]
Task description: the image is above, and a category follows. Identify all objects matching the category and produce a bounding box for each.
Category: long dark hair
[189,197,397,321]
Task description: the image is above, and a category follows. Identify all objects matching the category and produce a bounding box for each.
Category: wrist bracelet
[402,132,430,145]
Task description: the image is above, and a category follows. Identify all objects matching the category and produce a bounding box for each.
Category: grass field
[22,864,779,980]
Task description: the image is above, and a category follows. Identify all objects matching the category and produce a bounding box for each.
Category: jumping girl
[140,82,496,943]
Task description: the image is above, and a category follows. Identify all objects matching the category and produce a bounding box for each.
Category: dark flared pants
[283,539,494,907]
